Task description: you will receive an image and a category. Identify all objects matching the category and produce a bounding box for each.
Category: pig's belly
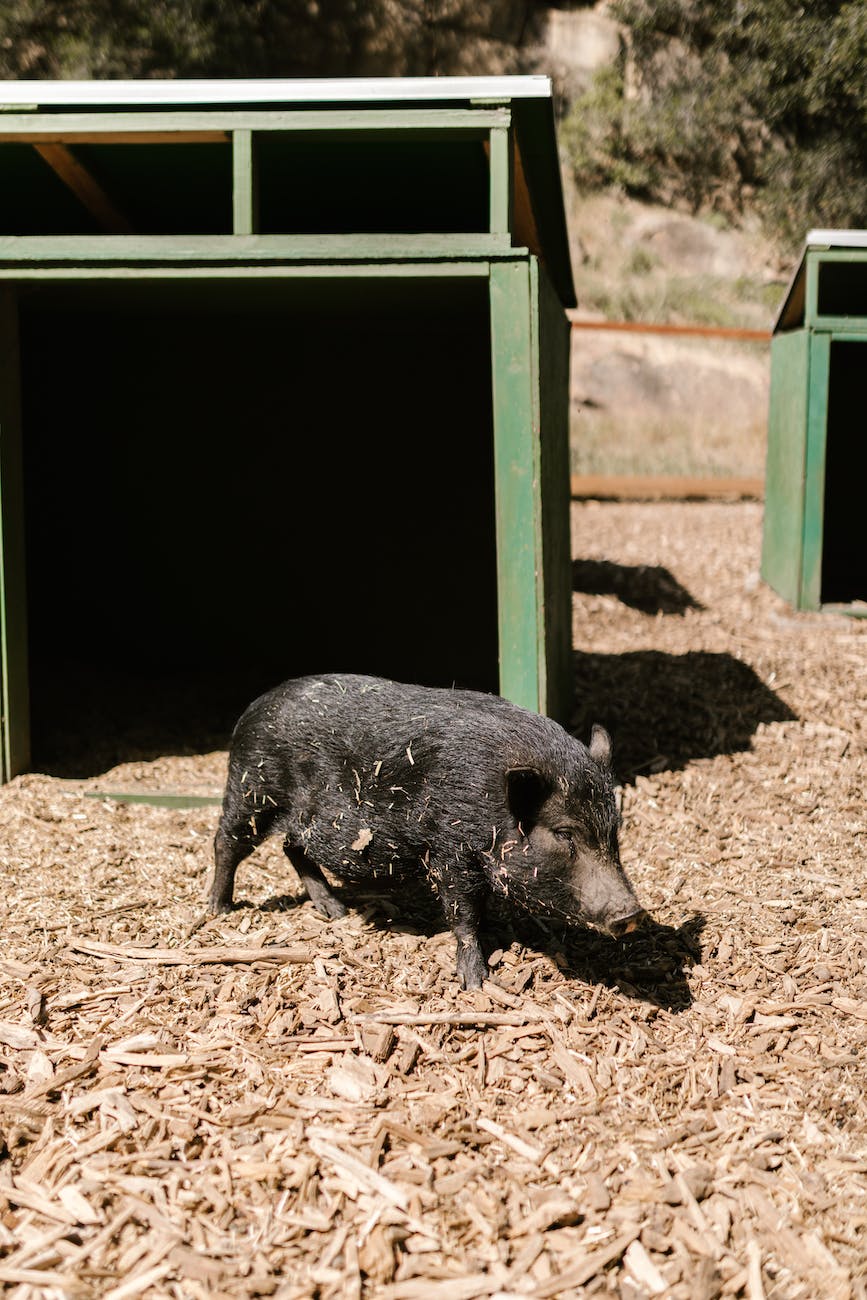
[287,811,429,883]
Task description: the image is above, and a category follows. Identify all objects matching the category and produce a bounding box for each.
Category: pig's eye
[553,829,576,857]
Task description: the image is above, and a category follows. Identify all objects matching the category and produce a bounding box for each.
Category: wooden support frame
[490,259,542,713]
[763,320,867,614]
[0,234,517,265]
[761,330,810,606]
[232,130,259,236]
[0,81,576,783]
[0,87,575,309]
[512,138,542,262]
[0,288,30,780]
[532,258,572,723]
[800,332,831,610]
[0,106,511,144]
[0,252,571,779]
[488,257,571,719]
[488,125,513,236]
[804,247,867,327]
[33,143,134,234]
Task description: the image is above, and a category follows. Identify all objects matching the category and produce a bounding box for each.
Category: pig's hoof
[314,896,348,920]
[456,948,487,990]
[208,895,234,914]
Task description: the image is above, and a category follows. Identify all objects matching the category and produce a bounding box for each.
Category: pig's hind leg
[209,811,274,912]
[284,841,348,920]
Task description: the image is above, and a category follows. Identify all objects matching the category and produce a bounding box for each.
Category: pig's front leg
[433,860,489,990]
[284,841,348,920]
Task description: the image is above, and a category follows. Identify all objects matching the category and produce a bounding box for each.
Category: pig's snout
[572,855,644,939]
[606,909,647,939]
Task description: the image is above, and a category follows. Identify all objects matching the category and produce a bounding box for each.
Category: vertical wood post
[0,287,30,779]
[761,329,810,607]
[232,129,259,235]
[488,125,513,237]
[533,260,573,722]
[804,250,820,324]
[801,332,831,609]
[489,259,544,713]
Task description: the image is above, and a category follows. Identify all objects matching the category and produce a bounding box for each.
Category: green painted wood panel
[804,249,867,327]
[489,259,543,713]
[801,332,831,609]
[802,316,867,335]
[532,259,572,722]
[0,287,30,779]
[0,107,510,138]
[0,263,493,283]
[83,790,221,808]
[0,234,517,263]
[761,329,809,606]
[804,253,820,328]
[488,126,513,236]
[232,129,258,235]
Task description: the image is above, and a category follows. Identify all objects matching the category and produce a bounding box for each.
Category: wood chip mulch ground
[0,501,865,1299]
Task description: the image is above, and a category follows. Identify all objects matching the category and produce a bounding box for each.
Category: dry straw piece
[0,502,865,1298]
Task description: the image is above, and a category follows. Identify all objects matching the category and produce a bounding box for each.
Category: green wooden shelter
[762,230,867,615]
[0,76,576,781]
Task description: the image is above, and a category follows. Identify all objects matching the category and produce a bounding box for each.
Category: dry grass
[0,503,865,1299]
[569,332,769,480]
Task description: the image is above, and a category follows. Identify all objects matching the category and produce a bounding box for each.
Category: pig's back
[235,672,565,762]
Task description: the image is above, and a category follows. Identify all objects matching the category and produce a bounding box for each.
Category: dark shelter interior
[0,136,490,238]
[821,340,867,604]
[19,276,499,774]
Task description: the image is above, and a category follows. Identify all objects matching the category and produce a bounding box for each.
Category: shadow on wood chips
[572,558,704,615]
[259,879,704,1013]
[571,648,796,782]
[32,647,793,787]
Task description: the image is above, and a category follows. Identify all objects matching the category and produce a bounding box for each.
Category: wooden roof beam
[33,143,134,234]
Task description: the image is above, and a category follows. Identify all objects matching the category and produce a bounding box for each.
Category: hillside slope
[564,190,788,479]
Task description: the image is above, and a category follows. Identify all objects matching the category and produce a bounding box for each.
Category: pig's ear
[589,725,613,770]
[505,766,551,830]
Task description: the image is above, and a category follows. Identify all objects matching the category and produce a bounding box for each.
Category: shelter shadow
[571,649,796,781]
[572,559,703,615]
[28,665,269,778]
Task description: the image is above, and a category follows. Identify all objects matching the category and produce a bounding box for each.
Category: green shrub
[564,0,867,241]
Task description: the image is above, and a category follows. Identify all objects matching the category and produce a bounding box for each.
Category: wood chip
[306,1136,410,1211]
[746,1238,765,1300]
[0,503,864,1297]
[355,1012,530,1027]
[623,1239,668,1294]
[69,939,312,965]
[527,1227,643,1296]
[57,1184,101,1224]
[476,1117,546,1165]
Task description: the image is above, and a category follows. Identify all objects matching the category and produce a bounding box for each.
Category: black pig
[209,674,644,988]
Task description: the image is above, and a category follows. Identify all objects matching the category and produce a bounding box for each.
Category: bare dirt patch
[0,503,865,1298]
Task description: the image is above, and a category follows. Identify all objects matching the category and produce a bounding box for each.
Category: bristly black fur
[210,674,643,989]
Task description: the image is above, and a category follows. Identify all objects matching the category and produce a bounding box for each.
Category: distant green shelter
[762,230,867,615]
[0,77,576,781]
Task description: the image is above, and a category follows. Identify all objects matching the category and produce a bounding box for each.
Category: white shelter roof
[0,76,554,108]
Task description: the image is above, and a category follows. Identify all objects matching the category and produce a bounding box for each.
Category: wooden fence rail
[567,316,769,499]
[568,316,771,343]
